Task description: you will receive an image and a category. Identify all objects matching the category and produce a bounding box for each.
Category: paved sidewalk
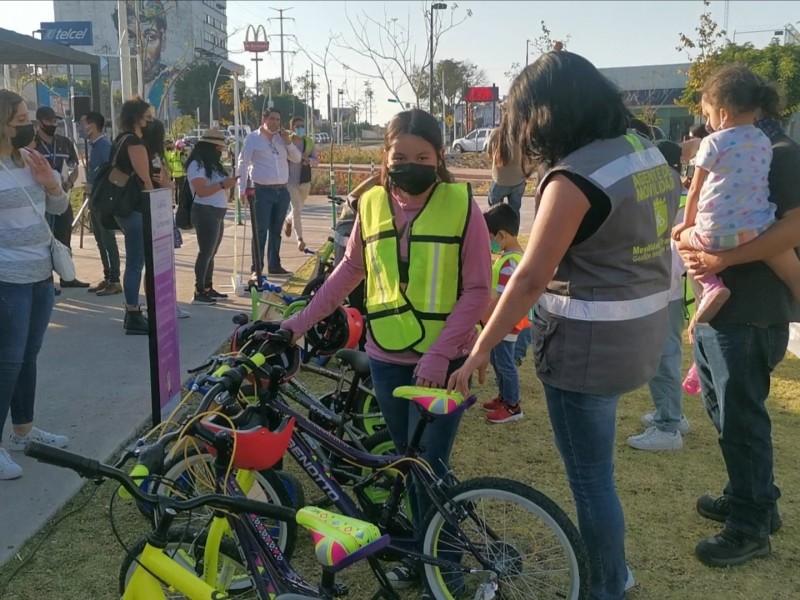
[0,196,336,566]
[0,190,531,566]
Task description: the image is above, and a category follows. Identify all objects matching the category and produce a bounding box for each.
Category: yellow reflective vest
[359,183,471,354]
[165,149,184,178]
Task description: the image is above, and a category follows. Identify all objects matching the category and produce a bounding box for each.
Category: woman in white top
[186,129,238,305]
[0,90,70,480]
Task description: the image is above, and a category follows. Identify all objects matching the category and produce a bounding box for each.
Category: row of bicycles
[26,310,591,599]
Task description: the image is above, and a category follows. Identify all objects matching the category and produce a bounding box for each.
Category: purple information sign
[143,189,181,422]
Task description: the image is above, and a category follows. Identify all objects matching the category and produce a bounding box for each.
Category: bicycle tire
[421,477,589,600]
[153,450,297,560]
[301,273,327,298]
[119,528,257,598]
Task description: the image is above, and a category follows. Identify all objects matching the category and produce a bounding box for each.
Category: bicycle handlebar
[25,442,297,522]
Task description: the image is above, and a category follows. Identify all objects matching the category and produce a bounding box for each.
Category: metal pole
[525,40,529,66]
[279,11,285,93]
[310,64,316,135]
[429,7,434,113]
[441,72,446,144]
[232,73,243,225]
[3,65,10,90]
[117,0,132,100]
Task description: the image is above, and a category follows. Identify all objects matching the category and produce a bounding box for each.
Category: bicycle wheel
[119,529,257,598]
[421,477,589,600]
[354,378,384,436]
[153,450,297,560]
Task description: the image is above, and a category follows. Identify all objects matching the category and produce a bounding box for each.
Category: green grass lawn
[1,340,798,600]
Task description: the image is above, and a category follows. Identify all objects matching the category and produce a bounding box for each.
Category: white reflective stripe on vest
[589,146,665,189]
[537,290,669,322]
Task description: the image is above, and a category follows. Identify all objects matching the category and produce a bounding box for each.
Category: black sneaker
[385,559,421,590]
[123,310,148,335]
[696,494,782,534]
[192,292,217,306]
[205,287,229,299]
[267,266,291,276]
[695,527,770,567]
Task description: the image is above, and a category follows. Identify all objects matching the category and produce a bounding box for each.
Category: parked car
[451,128,492,153]
[314,133,331,144]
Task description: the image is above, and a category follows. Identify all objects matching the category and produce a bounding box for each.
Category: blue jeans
[544,384,625,600]
[490,340,519,406]
[515,326,531,362]
[90,207,121,283]
[115,211,145,307]
[0,278,55,440]
[649,299,685,432]
[694,322,788,539]
[251,185,291,273]
[488,180,525,214]
[368,357,465,531]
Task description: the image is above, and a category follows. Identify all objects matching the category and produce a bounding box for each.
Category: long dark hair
[185,141,226,179]
[142,118,166,163]
[380,109,453,189]
[503,51,630,173]
[702,64,782,119]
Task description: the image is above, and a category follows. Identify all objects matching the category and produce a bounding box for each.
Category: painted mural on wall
[112,0,181,117]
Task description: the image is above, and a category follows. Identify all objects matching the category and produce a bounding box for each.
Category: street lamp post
[429,3,447,114]
[525,39,532,66]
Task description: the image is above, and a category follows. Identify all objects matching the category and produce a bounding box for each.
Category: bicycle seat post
[407,410,434,457]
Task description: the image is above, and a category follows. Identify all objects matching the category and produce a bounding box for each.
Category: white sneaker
[627,426,683,451]
[625,566,636,592]
[7,427,69,452]
[0,448,23,480]
[177,306,191,319]
[641,412,690,436]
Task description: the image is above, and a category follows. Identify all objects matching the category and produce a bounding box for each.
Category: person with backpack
[185,129,238,305]
[284,116,319,251]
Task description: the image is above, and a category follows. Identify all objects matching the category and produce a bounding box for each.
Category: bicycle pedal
[327,582,348,596]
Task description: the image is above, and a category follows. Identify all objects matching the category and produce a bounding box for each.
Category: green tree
[675,0,727,113]
[505,20,570,82]
[170,114,197,139]
[412,59,486,114]
[258,78,292,97]
[678,40,800,118]
[172,61,231,124]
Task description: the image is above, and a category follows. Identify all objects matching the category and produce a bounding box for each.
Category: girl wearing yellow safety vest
[283,108,491,587]
[449,51,680,600]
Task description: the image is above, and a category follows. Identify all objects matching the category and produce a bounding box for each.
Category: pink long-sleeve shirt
[283,187,491,386]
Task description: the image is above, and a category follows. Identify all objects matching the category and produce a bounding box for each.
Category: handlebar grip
[303,248,315,255]
[230,497,297,522]
[118,464,150,500]
[232,313,250,325]
[24,442,102,478]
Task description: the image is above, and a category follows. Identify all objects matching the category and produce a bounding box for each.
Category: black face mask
[388,162,438,196]
[10,124,36,149]
[40,124,58,137]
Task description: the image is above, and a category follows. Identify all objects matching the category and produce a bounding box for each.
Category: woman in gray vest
[450,51,680,599]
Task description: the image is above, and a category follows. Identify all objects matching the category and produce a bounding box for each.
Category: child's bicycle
[143,331,591,599]
[23,421,399,600]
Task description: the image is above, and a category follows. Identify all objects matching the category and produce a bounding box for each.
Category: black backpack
[175,177,196,230]
[90,133,141,219]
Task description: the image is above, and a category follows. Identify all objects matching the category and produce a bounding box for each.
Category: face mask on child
[490,238,502,253]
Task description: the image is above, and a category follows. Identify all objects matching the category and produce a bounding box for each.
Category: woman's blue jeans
[368,357,465,532]
[115,211,145,307]
[0,278,55,440]
[543,383,626,600]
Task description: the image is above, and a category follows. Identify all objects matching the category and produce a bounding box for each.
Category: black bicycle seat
[335,349,371,377]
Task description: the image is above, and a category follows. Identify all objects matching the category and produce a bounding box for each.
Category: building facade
[53,0,228,120]
[599,63,695,141]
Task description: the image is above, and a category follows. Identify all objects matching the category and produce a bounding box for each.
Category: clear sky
[4,0,798,124]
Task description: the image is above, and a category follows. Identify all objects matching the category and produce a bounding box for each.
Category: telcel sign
[40,21,93,46]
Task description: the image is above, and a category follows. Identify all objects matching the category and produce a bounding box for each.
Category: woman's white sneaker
[7,427,69,452]
[0,448,23,480]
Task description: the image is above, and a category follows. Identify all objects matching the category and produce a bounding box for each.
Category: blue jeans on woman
[543,383,626,600]
[649,299,685,432]
[368,357,465,532]
[694,322,788,540]
[115,211,145,307]
[488,180,526,214]
[251,185,291,273]
[0,278,55,440]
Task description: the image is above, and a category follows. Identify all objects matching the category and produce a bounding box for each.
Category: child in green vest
[482,203,528,424]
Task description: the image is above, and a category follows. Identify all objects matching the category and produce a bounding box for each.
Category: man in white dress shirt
[238,108,302,276]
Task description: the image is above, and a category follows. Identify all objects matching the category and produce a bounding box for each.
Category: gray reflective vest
[532,133,681,395]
